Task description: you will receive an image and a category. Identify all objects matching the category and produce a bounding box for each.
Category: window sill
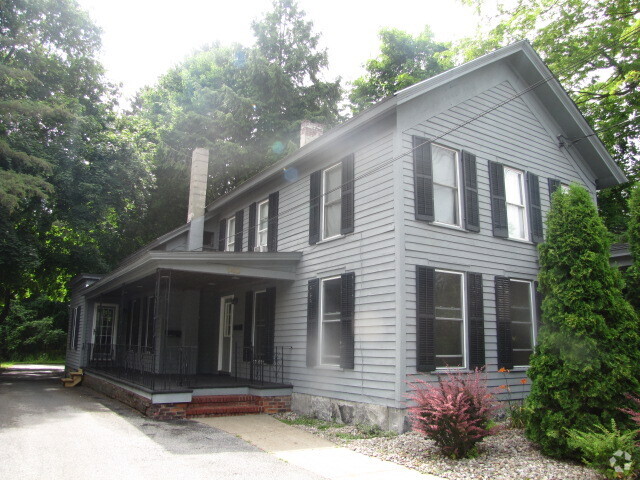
[315,364,343,371]
[430,221,465,232]
[316,234,344,245]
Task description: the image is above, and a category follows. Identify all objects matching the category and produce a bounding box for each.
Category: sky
[77,0,481,103]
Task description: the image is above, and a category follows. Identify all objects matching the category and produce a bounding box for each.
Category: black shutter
[416,266,436,372]
[340,272,355,369]
[548,178,561,197]
[265,287,276,364]
[341,153,355,235]
[462,151,480,232]
[527,172,544,244]
[413,136,434,221]
[488,161,508,238]
[74,306,81,349]
[248,203,256,252]
[243,291,253,362]
[268,191,279,252]
[309,170,321,244]
[234,209,244,252]
[467,273,485,370]
[218,219,226,251]
[495,276,514,370]
[534,280,543,334]
[306,279,319,367]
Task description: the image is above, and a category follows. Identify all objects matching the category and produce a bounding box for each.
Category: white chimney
[187,148,209,251]
[300,120,324,147]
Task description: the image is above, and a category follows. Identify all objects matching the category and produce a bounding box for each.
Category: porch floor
[85,368,291,394]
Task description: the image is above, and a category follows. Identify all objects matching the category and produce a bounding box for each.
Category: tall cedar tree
[626,184,640,311]
[525,185,640,459]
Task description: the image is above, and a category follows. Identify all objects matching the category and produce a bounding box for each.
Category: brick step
[191,395,256,404]
[186,404,262,417]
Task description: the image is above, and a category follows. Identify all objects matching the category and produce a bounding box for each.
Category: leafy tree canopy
[453,0,640,234]
[130,0,342,240]
[349,27,452,114]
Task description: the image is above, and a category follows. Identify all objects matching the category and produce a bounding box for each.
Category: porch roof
[82,251,303,298]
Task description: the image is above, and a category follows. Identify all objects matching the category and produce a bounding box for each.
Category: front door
[92,304,118,360]
[218,296,234,373]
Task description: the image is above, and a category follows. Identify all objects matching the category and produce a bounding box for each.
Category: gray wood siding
[399,78,598,398]
[276,125,400,407]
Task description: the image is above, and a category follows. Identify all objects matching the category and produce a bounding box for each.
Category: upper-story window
[432,145,461,226]
[226,216,236,252]
[488,161,543,244]
[504,167,528,240]
[322,164,342,240]
[413,136,480,232]
[257,199,269,249]
[309,154,355,245]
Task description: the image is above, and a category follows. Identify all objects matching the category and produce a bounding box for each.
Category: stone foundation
[291,392,409,433]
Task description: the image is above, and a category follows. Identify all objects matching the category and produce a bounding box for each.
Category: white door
[218,296,234,373]
[92,304,118,360]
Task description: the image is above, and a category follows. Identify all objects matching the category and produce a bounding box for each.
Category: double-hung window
[504,167,527,240]
[433,270,465,368]
[309,154,355,244]
[243,287,276,364]
[320,277,342,365]
[69,306,81,350]
[306,273,356,369]
[226,216,236,252]
[322,164,342,240]
[495,277,537,369]
[432,145,461,226]
[489,161,543,243]
[416,266,485,372]
[257,199,269,249]
[413,136,480,232]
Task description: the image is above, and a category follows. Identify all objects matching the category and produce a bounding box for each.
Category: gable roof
[205,40,624,218]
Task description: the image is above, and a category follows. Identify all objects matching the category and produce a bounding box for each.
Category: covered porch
[77,250,301,408]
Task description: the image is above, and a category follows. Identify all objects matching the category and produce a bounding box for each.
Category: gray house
[66,40,625,429]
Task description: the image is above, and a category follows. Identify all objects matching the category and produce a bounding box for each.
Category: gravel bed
[273,412,603,480]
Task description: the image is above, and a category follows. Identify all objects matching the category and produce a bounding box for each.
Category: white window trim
[256,199,269,249]
[434,269,467,370]
[319,275,341,366]
[504,166,529,241]
[510,279,536,368]
[70,306,80,349]
[320,163,342,242]
[431,144,463,228]
[226,216,236,252]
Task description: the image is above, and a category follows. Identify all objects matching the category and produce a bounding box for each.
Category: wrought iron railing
[83,343,197,391]
[234,345,289,385]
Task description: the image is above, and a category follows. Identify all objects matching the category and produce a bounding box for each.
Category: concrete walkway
[198,414,445,480]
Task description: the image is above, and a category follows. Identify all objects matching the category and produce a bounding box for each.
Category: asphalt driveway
[0,365,325,480]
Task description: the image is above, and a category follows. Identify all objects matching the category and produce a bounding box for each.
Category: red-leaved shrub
[406,369,500,459]
[621,393,640,433]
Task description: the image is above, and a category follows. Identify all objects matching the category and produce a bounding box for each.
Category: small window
[226,217,236,252]
[257,199,269,248]
[509,280,535,367]
[432,145,461,226]
[504,167,528,240]
[322,164,342,240]
[320,277,342,365]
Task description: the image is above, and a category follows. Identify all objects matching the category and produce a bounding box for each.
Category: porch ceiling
[82,251,303,298]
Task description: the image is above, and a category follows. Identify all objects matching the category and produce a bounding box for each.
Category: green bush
[567,419,638,479]
[525,185,640,458]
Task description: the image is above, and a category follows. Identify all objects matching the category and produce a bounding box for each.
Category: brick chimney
[187,148,209,251]
[300,120,324,147]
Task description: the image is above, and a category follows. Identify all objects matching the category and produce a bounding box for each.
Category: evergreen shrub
[525,185,640,458]
[407,369,499,459]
